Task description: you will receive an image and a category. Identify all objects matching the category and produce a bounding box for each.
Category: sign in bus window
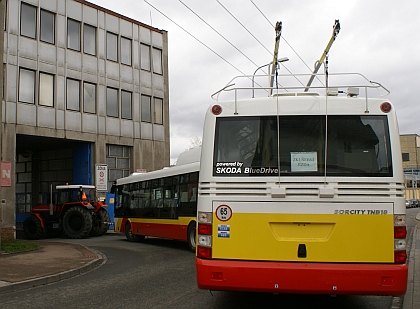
[291,152,318,172]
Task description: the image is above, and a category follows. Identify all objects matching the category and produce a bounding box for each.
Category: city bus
[195,72,408,295]
[113,148,200,251]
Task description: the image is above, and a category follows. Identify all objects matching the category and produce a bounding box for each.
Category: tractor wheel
[124,222,145,242]
[23,216,45,240]
[62,206,93,239]
[90,208,110,236]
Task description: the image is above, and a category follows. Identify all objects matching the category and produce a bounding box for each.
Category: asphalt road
[2,209,419,309]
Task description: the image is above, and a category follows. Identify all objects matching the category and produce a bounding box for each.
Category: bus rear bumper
[196,258,408,296]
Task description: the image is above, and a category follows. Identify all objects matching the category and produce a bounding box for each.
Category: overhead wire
[250,0,325,86]
[143,0,248,77]
[216,0,304,86]
[215,0,272,56]
[178,0,264,71]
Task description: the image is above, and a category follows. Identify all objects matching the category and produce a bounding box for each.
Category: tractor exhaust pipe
[49,183,53,215]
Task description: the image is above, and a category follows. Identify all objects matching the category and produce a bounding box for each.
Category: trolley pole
[304,19,340,92]
[269,21,282,95]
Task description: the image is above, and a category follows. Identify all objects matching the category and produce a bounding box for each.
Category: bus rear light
[198,235,212,247]
[394,239,406,251]
[394,251,407,264]
[394,215,406,226]
[211,105,222,115]
[197,246,212,259]
[198,223,212,235]
[394,226,407,239]
[198,212,212,223]
[380,102,392,113]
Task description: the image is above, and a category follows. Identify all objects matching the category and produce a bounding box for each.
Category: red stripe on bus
[131,221,188,241]
[196,258,408,296]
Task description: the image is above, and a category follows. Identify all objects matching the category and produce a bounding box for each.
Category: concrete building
[1,0,170,238]
[400,134,420,199]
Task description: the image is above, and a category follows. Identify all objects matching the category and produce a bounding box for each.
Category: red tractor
[23,185,110,239]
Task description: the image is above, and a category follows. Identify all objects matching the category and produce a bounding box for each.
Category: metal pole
[304,20,340,92]
[270,21,282,95]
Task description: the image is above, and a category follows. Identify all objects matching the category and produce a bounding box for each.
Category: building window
[40,10,55,44]
[107,87,119,117]
[154,97,163,124]
[140,44,151,71]
[121,90,132,119]
[83,24,96,55]
[83,82,96,113]
[19,68,35,103]
[107,32,118,62]
[67,19,80,51]
[21,3,37,39]
[121,37,132,66]
[39,73,54,107]
[141,95,151,122]
[152,48,163,74]
[402,153,410,162]
[106,144,131,189]
[67,79,80,111]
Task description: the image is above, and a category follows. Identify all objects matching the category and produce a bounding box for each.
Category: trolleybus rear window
[213,115,392,177]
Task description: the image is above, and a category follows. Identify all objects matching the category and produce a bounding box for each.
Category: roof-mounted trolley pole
[270,21,282,95]
[304,19,340,92]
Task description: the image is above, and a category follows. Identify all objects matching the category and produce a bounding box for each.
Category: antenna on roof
[304,20,340,92]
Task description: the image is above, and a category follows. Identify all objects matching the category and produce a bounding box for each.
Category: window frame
[153,97,163,125]
[83,24,96,56]
[121,90,132,120]
[39,72,54,107]
[67,18,81,51]
[40,9,55,44]
[121,37,132,66]
[152,47,163,74]
[83,82,96,114]
[106,87,119,118]
[19,67,35,104]
[66,78,80,111]
[141,95,152,122]
[106,32,118,62]
[140,43,151,71]
[20,2,37,39]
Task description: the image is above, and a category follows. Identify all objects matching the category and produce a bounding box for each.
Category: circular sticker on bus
[216,204,232,222]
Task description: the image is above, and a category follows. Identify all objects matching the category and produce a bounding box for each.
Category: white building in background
[1,0,170,239]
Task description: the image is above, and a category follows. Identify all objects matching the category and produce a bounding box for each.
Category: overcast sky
[91,0,420,164]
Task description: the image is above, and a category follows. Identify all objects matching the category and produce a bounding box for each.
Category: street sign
[95,164,108,191]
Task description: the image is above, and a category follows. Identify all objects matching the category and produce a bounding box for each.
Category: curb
[0,247,106,294]
[402,223,419,309]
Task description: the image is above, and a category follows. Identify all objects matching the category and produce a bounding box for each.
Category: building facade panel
[67,0,82,20]
[40,0,57,12]
[37,106,56,128]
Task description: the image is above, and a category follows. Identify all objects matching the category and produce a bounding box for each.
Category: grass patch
[1,238,38,254]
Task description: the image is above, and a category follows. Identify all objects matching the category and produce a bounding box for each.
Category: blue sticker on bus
[218,231,230,238]
[218,224,230,231]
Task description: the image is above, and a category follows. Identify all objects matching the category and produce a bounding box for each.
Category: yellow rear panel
[211,202,394,263]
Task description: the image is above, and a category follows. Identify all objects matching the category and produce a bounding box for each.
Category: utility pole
[270,21,282,95]
[304,20,340,92]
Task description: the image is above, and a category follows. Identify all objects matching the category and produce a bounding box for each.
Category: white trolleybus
[195,70,407,295]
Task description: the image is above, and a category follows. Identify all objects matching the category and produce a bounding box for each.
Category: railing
[211,72,390,102]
